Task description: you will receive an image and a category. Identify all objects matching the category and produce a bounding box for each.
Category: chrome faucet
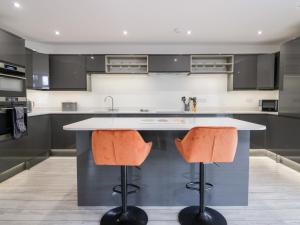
[104,96,114,111]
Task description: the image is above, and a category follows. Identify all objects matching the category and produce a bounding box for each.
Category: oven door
[0,74,26,97]
[0,104,28,142]
[0,107,13,142]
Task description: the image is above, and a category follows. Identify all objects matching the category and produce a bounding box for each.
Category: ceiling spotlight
[55,30,60,36]
[123,30,128,36]
[13,2,21,8]
[257,30,263,35]
[187,30,192,35]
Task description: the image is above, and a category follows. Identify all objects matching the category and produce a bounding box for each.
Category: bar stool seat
[175,126,238,225]
[92,130,152,225]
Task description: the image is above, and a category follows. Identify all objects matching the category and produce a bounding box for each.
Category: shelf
[190,55,234,74]
[105,55,148,74]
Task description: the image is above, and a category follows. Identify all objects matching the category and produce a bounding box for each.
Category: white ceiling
[0,0,299,45]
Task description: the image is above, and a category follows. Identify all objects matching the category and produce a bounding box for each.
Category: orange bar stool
[92,130,152,225]
[175,127,238,225]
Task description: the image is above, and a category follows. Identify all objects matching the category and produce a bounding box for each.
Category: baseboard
[50,149,76,156]
[0,152,49,183]
[250,149,300,172]
[0,163,26,183]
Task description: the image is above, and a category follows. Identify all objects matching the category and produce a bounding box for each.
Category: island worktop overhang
[63,117,266,131]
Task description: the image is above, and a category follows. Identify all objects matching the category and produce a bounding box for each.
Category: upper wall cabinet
[148,55,190,73]
[49,55,87,90]
[25,48,33,89]
[190,55,233,74]
[233,55,258,90]
[86,55,105,73]
[32,51,50,90]
[26,50,50,90]
[257,53,278,90]
[105,55,148,74]
[0,28,25,66]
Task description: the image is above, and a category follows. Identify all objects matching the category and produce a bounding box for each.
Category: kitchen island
[64,117,265,206]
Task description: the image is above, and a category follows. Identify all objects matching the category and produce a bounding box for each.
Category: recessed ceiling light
[123,30,128,36]
[55,30,60,36]
[13,2,21,8]
[257,30,263,35]
[187,30,192,35]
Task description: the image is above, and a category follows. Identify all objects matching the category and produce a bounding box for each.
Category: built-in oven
[0,97,27,142]
[0,62,26,97]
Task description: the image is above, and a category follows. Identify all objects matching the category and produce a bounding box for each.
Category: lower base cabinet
[0,115,51,175]
[51,114,93,149]
[233,114,268,149]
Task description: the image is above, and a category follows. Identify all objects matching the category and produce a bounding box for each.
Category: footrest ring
[112,184,140,195]
[186,182,214,191]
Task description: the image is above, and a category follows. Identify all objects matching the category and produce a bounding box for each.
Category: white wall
[27,74,278,111]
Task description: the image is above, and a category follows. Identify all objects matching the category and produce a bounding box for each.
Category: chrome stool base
[178,206,227,225]
[100,206,148,225]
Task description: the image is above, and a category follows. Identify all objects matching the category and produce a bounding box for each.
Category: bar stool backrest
[175,126,238,163]
[92,130,152,166]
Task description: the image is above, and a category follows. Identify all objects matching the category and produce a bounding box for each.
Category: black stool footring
[178,206,227,225]
[100,206,148,225]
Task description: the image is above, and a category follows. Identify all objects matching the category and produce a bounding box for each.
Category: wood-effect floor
[0,156,299,225]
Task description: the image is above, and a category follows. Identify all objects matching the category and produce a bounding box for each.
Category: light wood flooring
[0,156,299,225]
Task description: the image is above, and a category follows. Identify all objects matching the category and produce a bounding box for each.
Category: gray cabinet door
[267,115,300,149]
[25,48,33,89]
[32,52,50,89]
[148,55,190,72]
[50,55,87,90]
[51,114,93,149]
[0,115,50,173]
[86,55,105,72]
[233,114,268,149]
[257,54,275,89]
[233,55,257,89]
[278,37,300,117]
[0,28,25,66]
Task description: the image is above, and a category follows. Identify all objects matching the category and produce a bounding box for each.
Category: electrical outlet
[197,98,207,103]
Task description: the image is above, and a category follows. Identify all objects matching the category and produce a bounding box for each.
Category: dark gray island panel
[76,130,250,206]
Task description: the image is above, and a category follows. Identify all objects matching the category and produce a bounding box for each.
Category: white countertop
[28,107,278,117]
[63,117,266,131]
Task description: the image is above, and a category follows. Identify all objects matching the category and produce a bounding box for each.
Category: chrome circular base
[178,206,227,225]
[100,206,148,225]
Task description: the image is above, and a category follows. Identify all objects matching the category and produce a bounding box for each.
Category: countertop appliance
[62,102,78,111]
[261,100,278,112]
[0,97,28,142]
[0,62,26,97]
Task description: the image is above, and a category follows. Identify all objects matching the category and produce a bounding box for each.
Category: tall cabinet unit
[279,37,300,117]
[0,28,25,66]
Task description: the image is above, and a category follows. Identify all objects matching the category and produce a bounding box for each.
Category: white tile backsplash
[27,74,278,111]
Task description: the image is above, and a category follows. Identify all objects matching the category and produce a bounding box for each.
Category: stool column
[199,162,205,216]
[121,166,128,214]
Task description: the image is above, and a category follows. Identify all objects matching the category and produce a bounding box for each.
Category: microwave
[260,100,278,112]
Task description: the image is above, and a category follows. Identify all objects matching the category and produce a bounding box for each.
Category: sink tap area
[104,96,115,112]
